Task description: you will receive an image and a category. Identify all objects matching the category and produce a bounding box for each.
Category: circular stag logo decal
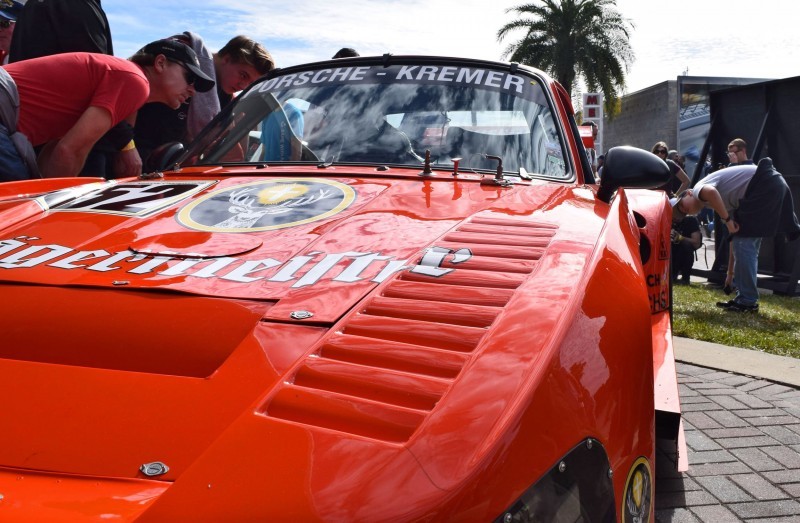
[177,178,356,233]
[622,457,652,523]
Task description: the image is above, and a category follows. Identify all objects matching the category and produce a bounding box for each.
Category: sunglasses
[168,59,197,87]
[656,148,667,154]
[0,19,14,29]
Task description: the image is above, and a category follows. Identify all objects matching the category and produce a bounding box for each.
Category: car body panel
[0,55,680,521]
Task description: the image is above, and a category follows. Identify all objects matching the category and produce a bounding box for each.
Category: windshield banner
[253,64,542,102]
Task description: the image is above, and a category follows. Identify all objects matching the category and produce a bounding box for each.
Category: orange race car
[0,55,685,522]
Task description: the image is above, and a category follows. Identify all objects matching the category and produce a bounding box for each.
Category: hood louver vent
[263,217,557,442]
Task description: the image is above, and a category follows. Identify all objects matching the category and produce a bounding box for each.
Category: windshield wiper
[209,162,269,168]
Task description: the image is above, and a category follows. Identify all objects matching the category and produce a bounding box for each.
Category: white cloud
[202,0,516,64]
[615,0,797,91]
[105,0,798,93]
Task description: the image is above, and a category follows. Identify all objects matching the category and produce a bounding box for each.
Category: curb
[673,336,800,388]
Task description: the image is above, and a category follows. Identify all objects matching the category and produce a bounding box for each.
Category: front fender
[626,189,687,471]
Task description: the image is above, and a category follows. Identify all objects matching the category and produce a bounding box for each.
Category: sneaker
[725,301,759,313]
[716,300,736,308]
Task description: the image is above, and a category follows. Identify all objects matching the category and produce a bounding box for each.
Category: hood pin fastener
[140,461,169,477]
[290,310,314,320]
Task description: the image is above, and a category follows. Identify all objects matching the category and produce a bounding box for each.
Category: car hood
[0,172,571,322]
[0,169,608,520]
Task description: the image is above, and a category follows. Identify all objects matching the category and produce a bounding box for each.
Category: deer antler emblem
[214,185,332,229]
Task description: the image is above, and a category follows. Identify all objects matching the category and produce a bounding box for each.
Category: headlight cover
[494,438,616,523]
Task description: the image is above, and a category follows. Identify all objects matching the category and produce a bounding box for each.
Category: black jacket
[9,0,112,62]
[735,157,800,240]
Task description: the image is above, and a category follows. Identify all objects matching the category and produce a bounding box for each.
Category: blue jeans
[732,236,762,306]
[0,127,30,182]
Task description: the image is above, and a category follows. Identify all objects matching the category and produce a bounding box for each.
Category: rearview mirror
[597,146,670,203]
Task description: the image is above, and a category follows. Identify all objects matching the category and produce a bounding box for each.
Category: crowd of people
[581,105,799,315]
[611,133,800,315]
[0,0,358,182]
[669,138,800,313]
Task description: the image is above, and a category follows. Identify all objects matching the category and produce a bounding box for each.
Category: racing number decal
[46,182,214,217]
[622,457,652,523]
[177,178,356,233]
[646,225,672,313]
[646,270,669,313]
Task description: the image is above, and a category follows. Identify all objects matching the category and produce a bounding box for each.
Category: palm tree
[497,0,634,109]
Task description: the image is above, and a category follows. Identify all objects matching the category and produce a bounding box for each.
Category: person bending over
[672,159,800,312]
[0,39,214,181]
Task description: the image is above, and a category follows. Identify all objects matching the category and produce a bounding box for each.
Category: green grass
[672,283,800,359]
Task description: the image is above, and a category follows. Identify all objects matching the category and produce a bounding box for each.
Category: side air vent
[263,216,558,442]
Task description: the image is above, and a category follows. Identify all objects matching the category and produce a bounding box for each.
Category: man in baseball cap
[133,33,273,166]
[137,39,215,93]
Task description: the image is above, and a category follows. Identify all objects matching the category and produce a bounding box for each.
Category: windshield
[189,62,569,179]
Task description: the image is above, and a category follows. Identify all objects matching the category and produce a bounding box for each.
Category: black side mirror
[597,146,670,203]
[144,142,185,173]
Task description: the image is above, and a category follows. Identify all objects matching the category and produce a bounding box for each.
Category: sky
[103,0,796,94]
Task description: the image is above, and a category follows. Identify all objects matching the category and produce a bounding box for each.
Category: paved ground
[653,341,800,522]
[654,232,800,520]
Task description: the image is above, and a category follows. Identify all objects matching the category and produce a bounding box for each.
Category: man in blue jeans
[672,157,800,313]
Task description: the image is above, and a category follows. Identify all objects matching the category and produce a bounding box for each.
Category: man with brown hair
[134,33,274,167]
[726,138,751,166]
[214,35,274,108]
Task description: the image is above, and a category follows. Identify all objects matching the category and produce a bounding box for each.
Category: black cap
[140,39,215,93]
[0,1,23,21]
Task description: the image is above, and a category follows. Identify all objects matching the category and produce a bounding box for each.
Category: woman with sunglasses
[651,141,690,196]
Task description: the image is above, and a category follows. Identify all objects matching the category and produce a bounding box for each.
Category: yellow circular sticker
[177,178,356,233]
[622,457,652,523]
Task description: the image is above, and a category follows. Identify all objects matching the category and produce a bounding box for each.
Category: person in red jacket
[0,39,213,181]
